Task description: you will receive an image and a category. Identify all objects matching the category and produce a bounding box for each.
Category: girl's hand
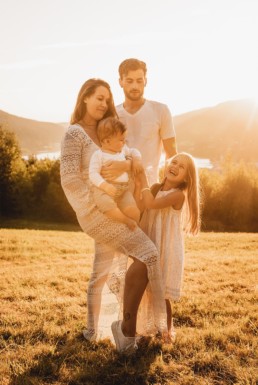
[133,172,143,187]
[132,158,144,175]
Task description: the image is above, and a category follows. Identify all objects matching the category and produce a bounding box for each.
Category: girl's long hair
[70,78,117,124]
[165,152,201,235]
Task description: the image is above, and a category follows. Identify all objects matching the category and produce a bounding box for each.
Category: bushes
[0,126,27,217]
[0,126,76,223]
[200,160,258,232]
[24,157,76,222]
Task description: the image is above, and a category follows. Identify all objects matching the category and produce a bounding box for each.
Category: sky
[1,0,258,123]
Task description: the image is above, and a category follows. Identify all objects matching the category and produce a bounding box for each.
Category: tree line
[1,126,257,232]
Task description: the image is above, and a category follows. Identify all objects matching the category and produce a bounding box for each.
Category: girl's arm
[133,175,146,212]
[139,171,185,210]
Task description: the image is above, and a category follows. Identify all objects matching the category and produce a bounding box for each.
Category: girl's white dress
[140,188,184,301]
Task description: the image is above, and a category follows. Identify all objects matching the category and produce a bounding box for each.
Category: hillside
[1,99,258,160]
[0,110,66,155]
[174,99,258,161]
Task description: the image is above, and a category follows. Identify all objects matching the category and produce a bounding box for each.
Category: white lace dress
[140,188,184,301]
[60,124,167,340]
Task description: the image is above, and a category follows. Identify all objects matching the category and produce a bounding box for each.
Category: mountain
[174,99,258,161]
[1,99,258,161]
[0,110,67,155]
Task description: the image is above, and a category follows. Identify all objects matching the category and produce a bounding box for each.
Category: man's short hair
[118,58,147,78]
[97,117,126,143]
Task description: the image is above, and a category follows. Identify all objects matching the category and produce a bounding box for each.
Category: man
[116,58,177,185]
[96,59,177,351]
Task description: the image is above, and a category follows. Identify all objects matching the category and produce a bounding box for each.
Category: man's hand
[99,182,117,197]
[101,160,130,181]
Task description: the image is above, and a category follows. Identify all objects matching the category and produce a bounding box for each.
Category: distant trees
[0,125,26,216]
[200,159,258,232]
[0,126,76,223]
[0,126,258,231]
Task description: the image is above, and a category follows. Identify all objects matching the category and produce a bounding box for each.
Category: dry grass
[0,226,257,385]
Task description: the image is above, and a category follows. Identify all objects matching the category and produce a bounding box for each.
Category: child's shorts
[92,182,137,213]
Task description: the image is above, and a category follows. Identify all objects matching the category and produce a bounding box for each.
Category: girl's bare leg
[166,299,172,334]
[165,299,176,342]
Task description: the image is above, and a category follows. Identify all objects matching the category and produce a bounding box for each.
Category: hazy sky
[1,0,258,122]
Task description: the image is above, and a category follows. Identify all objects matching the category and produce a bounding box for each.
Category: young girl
[135,152,200,341]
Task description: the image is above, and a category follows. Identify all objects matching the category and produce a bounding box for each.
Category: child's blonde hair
[166,152,201,235]
[97,117,126,144]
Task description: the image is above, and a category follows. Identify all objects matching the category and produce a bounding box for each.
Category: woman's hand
[101,160,130,181]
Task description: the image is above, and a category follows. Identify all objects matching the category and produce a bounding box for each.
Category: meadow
[0,225,257,385]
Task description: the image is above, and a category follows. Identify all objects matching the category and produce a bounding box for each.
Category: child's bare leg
[165,299,176,342]
[123,206,140,223]
[105,208,137,230]
[166,299,172,334]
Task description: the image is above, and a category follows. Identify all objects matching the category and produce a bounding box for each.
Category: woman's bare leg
[122,258,148,337]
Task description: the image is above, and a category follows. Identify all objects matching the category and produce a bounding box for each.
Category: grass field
[0,224,257,385]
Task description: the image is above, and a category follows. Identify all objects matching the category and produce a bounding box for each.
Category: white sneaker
[111,320,138,353]
[83,329,97,341]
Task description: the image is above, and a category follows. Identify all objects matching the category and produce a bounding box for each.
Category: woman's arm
[100,159,131,180]
[60,130,92,215]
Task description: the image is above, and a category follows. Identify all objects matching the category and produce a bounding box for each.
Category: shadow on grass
[9,334,164,385]
[0,218,81,232]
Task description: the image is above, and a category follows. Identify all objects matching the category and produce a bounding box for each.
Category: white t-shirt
[89,145,141,187]
[116,100,175,185]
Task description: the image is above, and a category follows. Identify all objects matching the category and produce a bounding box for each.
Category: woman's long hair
[70,78,117,124]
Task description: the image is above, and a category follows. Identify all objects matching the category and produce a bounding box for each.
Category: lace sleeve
[60,129,91,215]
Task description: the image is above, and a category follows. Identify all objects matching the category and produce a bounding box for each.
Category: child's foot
[125,218,137,230]
[155,329,176,343]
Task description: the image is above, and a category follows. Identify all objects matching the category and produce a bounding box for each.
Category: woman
[60,78,166,352]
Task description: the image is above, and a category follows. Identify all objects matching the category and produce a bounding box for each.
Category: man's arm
[162,137,177,160]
